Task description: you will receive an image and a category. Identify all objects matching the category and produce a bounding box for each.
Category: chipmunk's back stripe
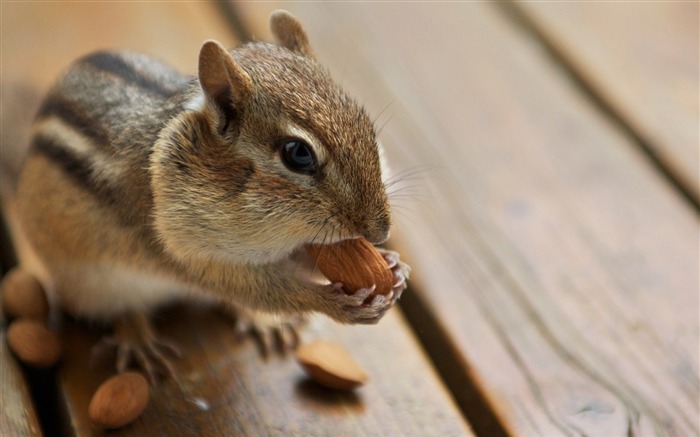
[36,97,111,150]
[32,135,133,227]
[32,135,93,190]
[81,52,175,98]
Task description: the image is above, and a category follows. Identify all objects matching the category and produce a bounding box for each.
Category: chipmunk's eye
[280,139,317,174]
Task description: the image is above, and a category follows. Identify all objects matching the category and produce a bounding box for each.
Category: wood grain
[1,3,472,436]
[235,3,699,436]
[1,2,236,89]
[1,332,42,437]
[56,305,472,436]
[512,1,700,205]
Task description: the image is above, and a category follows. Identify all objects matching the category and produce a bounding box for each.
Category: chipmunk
[14,10,409,380]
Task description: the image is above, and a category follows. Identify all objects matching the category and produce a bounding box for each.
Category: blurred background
[1,2,697,436]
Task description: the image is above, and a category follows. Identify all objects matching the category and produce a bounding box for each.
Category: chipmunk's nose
[363,228,389,245]
[362,228,389,245]
[361,214,391,244]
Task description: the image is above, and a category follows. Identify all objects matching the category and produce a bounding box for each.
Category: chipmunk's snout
[363,228,390,245]
[360,213,391,244]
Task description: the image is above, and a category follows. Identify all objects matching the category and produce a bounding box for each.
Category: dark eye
[280,139,317,174]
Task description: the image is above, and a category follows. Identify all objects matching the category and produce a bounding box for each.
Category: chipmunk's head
[152,10,390,264]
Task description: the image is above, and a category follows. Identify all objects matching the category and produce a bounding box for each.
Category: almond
[2,268,49,321]
[306,238,393,298]
[89,372,150,430]
[296,340,368,391]
[7,319,62,368]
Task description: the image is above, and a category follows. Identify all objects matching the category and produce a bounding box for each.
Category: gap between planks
[496,0,700,213]
[399,288,510,437]
[228,2,699,435]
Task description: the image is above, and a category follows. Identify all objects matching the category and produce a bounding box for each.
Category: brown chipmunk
[14,10,409,380]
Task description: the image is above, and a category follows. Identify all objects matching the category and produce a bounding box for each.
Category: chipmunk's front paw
[91,313,180,384]
[233,310,305,357]
[378,248,411,301]
[327,283,394,324]
[326,249,410,325]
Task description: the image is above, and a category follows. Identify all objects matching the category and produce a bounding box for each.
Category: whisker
[383,164,438,190]
[316,221,333,269]
[388,189,429,198]
[372,100,394,127]
[310,217,329,245]
[392,208,420,227]
[389,196,432,206]
[376,114,394,137]
[294,217,329,276]
[390,197,420,208]
[387,183,423,196]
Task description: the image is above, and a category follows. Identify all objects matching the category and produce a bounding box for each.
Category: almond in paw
[306,238,393,298]
[1,268,49,321]
[89,372,150,430]
[7,319,62,368]
[296,340,368,391]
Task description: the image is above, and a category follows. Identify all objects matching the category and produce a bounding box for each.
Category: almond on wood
[88,372,150,430]
[1,268,49,321]
[7,319,62,368]
[296,340,368,391]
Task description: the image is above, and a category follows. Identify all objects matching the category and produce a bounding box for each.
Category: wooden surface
[236,2,699,436]
[57,306,471,436]
[0,2,471,436]
[1,238,41,437]
[514,1,700,205]
[2,1,698,436]
[1,332,42,437]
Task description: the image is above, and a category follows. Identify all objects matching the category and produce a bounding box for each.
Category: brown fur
[15,10,398,326]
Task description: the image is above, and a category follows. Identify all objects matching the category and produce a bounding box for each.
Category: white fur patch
[377,140,391,183]
[54,263,194,319]
[34,117,95,157]
[33,117,127,182]
[184,91,206,112]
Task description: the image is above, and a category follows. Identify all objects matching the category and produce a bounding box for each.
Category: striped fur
[16,11,399,327]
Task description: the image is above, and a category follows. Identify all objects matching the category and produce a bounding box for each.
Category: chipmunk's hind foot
[92,312,181,384]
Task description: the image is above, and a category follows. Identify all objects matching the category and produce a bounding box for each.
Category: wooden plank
[512,1,700,205]
[57,306,472,436]
[1,270,43,437]
[235,3,700,436]
[0,2,237,90]
[1,3,472,436]
[1,333,43,436]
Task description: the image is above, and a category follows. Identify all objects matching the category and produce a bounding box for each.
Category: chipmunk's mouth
[281,224,358,280]
[284,245,329,283]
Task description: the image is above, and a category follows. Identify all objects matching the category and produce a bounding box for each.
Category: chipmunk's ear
[198,40,252,116]
[269,10,314,58]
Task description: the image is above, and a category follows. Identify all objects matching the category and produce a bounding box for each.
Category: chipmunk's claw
[91,313,180,385]
[378,248,410,302]
[330,283,390,324]
[234,311,305,357]
[114,337,180,383]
